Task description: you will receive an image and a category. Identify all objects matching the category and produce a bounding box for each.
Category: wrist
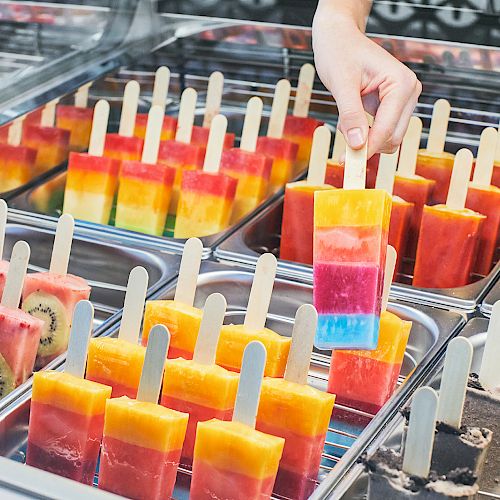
[315,0,371,32]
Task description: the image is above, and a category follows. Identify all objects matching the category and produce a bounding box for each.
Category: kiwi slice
[0,354,15,398]
[22,292,69,361]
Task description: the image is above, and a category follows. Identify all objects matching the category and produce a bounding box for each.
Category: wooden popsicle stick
[1,241,30,309]
[175,88,197,144]
[240,97,263,153]
[267,79,291,139]
[375,148,399,194]
[479,300,500,390]
[398,116,423,177]
[306,126,331,185]
[137,324,170,403]
[174,238,203,306]
[402,386,439,478]
[244,253,277,331]
[366,112,375,127]
[7,117,24,147]
[284,304,318,385]
[0,199,6,260]
[141,105,164,164]
[88,100,110,157]
[293,63,315,118]
[495,125,500,164]
[331,127,346,163]
[65,300,94,379]
[232,341,267,428]
[151,66,170,110]
[203,114,228,174]
[192,293,227,366]
[203,71,224,128]
[427,99,451,154]
[40,98,60,128]
[74,82,92,108]
[49,214,75,276]
[471,127,497,187]
[446,148,473,210]
[343,142,367,190]
[381,246,397,312]
[118,80,140,138]
[437,337,473,429]
[119,266,149,345]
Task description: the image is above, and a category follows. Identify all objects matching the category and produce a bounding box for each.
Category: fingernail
[346,128,365,148]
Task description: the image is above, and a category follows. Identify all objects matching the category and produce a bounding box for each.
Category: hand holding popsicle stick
[174,237,203,306]
[479,300,500,391]
[65,300,94,378]
[175,87,197,144]
[471,127,497,188]
[203,71,224,128]
[74,82,93,109]
[306,126,331,186]
[118,81,141,138]
[293,63,315,118]
[240,97,263,153]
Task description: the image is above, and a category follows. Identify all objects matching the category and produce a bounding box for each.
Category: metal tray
[215,195,500,314]
[481,279,500,318]
[0,261,465,499]
[326,317,494,500]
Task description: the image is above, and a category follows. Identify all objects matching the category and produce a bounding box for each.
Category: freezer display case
[481,278,500,317]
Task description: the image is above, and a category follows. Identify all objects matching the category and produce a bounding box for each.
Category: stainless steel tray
[481,279,500,318]
[215,195,500,314]
[0,261,465,499]
[326,317,494,500]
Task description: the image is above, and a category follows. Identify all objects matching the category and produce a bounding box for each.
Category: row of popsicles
[0,207,90,398]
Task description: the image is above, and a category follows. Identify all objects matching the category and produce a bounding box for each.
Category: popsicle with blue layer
[99,325,188,500]
[86,266,148,398]
[63,100,120,225]
[26,301,112,484]
[115,105,175,235]
[174,114,237,238]
[161,293,239,468]
[256,304,335,500]
[142,238,203,358]
[191,341,285,500]
[104,80,144,162]
[314,141,392,350]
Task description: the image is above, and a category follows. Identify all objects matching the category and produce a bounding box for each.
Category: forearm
[315,0,372,32]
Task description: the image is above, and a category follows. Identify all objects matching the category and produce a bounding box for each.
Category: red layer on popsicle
[220,148,272,178]
[388,197,413,274]
[103,134,144,161]
[181,170,237,198]
[256,136,298,160]
[68,151,121,175]
[120,160,176,184]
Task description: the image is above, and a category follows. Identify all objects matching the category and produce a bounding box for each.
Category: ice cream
[216,253,291,377]
[190,341,285,500]
[174,114,237,238]
[63,100,120,225]
[115,105,175,236]
[86,267,148,398]
[26,300,111,484]
[22,214,91,368]
[280,125,334,265]
[220,97,272,223]
[161,293,239,467]
[413,149,484,288]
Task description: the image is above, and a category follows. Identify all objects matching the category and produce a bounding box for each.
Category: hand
[312,2,422,158]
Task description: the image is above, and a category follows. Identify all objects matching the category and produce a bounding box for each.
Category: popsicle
[103,80,144,162]
[134,67,177,141]
[23,98,70,173]
[325,126,346,188]
[256,304,335,499]
[314,142,392,350]
[256,79,299,193]
[157,88,206,213]
[86,266,148,398]
[26,300,112,484]
[0,200,8,297]
[0,116,37,191]
[56,82,94,151]
[22,214,91,368]
[465,127,500,275]
[115,105,175,235]
[393,117,436,257]
[63,99,120,225]
[174,114,237,238]
[191,341,285,500]
[283,63,322,174]
[216,253,291,377]
[415,99,455,204]
[0,241,43,395]
[99,325,188,500]
[191,71,235,150]
[280,125,334,265]
[142,237,203,358]
[413,149,485,288]
[220,97,272,223]
[328,247,412,414]
[161,293,239,467]
[375,151,413,274]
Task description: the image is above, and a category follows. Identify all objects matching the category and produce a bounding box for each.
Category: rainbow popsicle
[174,114,237,238]
[63,100,120,224]
[191,342,284,500]
[314,142,392,350]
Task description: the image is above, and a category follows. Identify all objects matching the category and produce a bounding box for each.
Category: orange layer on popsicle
[283,115,322,173]
[56,105,94,151]
[23,125,70,173]
[415,150,455,204]
[134,113,177,141]
[103,134,144,162]
[0,143,37,191]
